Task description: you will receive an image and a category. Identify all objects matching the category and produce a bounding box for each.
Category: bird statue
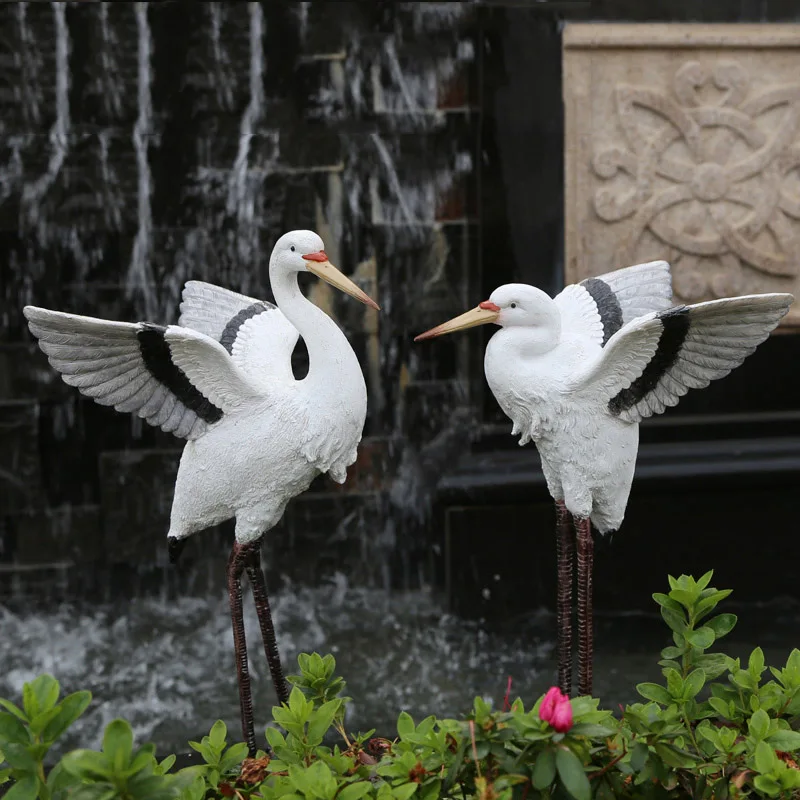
[23,230,379,755]
[415,260,793,698]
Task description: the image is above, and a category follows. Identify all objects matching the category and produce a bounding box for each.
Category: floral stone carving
[564,23,800,326]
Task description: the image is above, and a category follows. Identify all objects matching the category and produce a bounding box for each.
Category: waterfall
[21,1,69,240]
[127,2,156,321]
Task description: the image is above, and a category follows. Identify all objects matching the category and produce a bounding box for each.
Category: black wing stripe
[608,306,690,416]
[219,302,273,354]
[581,278,624,346]
[137,323,223,424]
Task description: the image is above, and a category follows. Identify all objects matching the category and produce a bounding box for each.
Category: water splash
[127,2,156,321]
[0,583,551,756]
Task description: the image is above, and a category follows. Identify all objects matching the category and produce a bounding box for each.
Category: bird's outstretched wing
[179,280,266,340]
[24,306,263,440]
[179,280,299,385]
[555,260,673,346]
[566,293,793,422]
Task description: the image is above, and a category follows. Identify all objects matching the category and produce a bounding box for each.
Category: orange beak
[414,301,501,341]
[302,251,380,310]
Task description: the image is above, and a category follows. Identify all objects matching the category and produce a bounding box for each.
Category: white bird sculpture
[415,261,793,697]
[23,230,379,754]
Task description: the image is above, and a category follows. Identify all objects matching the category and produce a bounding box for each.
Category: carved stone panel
[564,24,800,327]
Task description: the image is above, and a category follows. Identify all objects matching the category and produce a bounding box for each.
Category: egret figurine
[415,261,792,697]
[24,230,379,754]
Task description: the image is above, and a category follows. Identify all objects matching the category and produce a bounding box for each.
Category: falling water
[21,2,69,242]
[127,2,155,321]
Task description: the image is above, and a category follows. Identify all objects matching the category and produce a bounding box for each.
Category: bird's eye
[510,302,517,309]
[290,245,296,252]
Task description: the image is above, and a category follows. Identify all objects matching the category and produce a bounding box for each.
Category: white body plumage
[419,261,793,533]
[485,328,639,533]
[25,231,372,546]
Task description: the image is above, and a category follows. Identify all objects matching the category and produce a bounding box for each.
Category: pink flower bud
[538,686,573,733]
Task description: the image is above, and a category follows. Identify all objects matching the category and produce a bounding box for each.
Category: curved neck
[270,265,359,386]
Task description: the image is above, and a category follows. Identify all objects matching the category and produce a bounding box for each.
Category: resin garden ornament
[416,260,793,698]
[24,229,379,756]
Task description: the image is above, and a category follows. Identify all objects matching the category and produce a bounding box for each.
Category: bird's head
[415,283,558,341]
[271,229,380,310]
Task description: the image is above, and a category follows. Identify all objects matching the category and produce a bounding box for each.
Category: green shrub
[2,572,799,799]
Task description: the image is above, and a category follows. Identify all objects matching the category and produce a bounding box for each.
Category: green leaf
[753,775,781,797]
[683,669,706,700]
[568,722,617,738]
[209,720,226,749]
[2,744,39,773]
[660,607,687,634]
[670,589,696,608]
[687,628,715,649]
[28,707,62,737]
[29,676,60,716]
[102,718,134,772]
[694,653,733,681]
[219,742,248,774]
[266,727,287,751]
[555,746,590,800]
[531,748,556,790]
[42,691,91,743]
[392,785,419,800]
[397,712,415,739]
[0,713,31,746]
[709,696,734,720]
[767,730,800,751]
[339,783,373,800]
[3,775,38,800]
[636,683,672,705]
[630,742,648,772]
[705,614,737,639]
[62,749,112,780]
[654,743,695,768]
[697,571,714,591]
[749,709,770,741]
[754,740,777,773]
[665,668,683,698]
[652,593,682,613]
[307,699,340,746]
[0,702,26,723]
[749,648,766,676]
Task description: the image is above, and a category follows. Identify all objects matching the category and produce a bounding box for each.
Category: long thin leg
[555,500,574,696]
[228,543,257,756]
[244,542,289,706]
[575,516,594,697]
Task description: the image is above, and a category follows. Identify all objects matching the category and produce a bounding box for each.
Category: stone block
[99,449,181,563]
[329,436,396,494]
[270,491,387,585]
[564,23,800,326]
[10,505,103,565]
[0,401,43,513]
[0,344,67,401]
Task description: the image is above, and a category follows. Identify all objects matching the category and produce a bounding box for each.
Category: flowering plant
[539,686,573,733]
[2,573,799,799]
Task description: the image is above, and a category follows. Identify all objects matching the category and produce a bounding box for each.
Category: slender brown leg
[228,543,257,756]
[575,516,594,697]
[244,542,289,707]
[555,500,574,696]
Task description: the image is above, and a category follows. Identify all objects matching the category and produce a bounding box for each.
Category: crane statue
[415,260,792,697]
[24,230,379,755]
